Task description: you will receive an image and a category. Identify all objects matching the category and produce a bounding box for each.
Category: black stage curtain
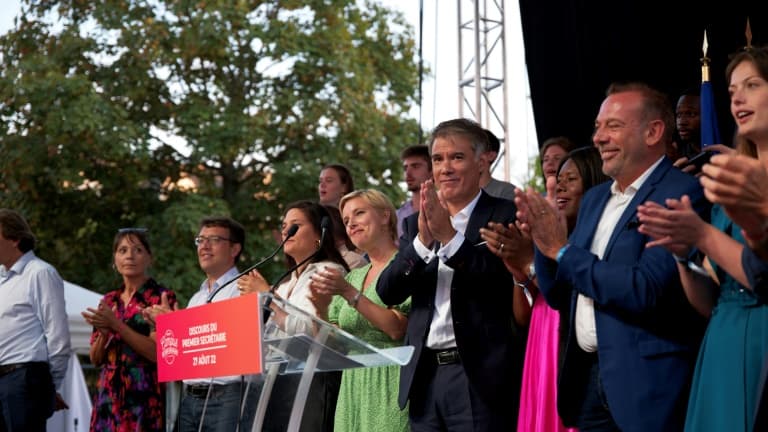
[519,0,768,148]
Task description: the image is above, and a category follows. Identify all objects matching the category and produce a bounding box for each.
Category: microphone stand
[264,217,330,313]
[206,224,299,303]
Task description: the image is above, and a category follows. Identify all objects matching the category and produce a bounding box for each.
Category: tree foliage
[0,0,422,303]
[525,155,545,193]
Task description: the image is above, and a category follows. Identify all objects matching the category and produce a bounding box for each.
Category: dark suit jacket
[376,191,524,415]
[536,158,709,432]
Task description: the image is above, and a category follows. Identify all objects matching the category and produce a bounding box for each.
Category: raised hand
[700,153,768,242]
[142,292,178,326]
[420,180,455,245]
[480,222,534,273]
[82,301,120,333]
[637,195,706,256]
[309,267,353,297]
[237,269,270,295]
[417,181,435,246]
[308,267,352,317]
[544,175,558,207]
[515,186,568,260]
[673,155,696,174]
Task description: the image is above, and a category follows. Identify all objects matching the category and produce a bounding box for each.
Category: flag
[700,30,720,148]
[700,80,720,148]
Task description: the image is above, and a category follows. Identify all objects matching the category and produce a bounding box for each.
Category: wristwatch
[348,291,362,308]
[526,263,536,281]
[515,263,536,289]
[516,263,536,306]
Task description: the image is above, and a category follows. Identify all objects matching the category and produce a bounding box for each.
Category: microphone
[269,216,330,295]
[206,224,299,303]
[263,216,330,318]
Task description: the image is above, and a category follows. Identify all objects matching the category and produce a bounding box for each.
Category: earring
[316,239,321,248]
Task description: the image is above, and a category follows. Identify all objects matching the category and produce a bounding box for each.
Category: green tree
[525,155,545,192]
[0,0,422,303]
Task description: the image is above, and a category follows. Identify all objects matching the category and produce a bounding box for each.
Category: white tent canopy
[47,281,101,432]
[64,280,102,355]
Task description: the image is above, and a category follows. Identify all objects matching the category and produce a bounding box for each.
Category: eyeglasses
[194,235,231,247]
[118,227,148,234]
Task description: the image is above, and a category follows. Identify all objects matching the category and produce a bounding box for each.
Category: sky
[383,0,539,186]
[0,1,18,34]
[0,0,539,186]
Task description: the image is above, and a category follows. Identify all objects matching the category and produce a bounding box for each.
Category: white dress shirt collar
[2,249,33,276]
[449,190,482,234]
[609,156,665,197]
[201,266,240,294]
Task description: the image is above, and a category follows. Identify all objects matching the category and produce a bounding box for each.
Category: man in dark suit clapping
[377,118,526,431]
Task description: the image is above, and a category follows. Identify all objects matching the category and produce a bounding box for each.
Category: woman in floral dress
[82,228,176,431]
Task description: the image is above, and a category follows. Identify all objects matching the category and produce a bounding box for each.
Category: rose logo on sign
[160,329,179,365]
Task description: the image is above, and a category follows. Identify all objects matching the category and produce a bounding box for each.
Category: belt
[430,348,461,365]
[186,383,236,398]
[0,361,47,378]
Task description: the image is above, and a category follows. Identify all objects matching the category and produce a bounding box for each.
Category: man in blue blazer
[377,118,526,431]
[517,83,709,432]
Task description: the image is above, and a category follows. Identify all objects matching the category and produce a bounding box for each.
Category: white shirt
[0,251,71,390]
[273,260,347,336]
[185,266,242,386]
[575,157,664,352]
[413,191,482,349]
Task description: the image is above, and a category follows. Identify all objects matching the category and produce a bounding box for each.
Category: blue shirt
[0,251,71,389]
[185,266,242,386]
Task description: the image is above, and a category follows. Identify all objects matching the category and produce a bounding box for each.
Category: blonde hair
[339,189,398,242]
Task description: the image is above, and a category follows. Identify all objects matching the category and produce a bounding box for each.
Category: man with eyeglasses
[177,216,260,431]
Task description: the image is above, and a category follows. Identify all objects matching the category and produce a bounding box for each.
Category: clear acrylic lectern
[250,292,413,432]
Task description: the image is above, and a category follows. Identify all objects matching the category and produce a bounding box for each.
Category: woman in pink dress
[483,147,607,432]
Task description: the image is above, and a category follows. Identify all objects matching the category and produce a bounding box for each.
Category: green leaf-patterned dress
[328,256,411,432]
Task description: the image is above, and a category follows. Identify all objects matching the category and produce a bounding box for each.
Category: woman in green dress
[637,47,768,432]
[310,189,410,432]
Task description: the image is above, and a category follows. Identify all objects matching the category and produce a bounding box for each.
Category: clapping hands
[237,269,270,295]
[82,301,119,334]
[479,221,534,274]
[514,177,568,259]
[308,267,354,317]
[417,180,455,246]
[141,292,178,326]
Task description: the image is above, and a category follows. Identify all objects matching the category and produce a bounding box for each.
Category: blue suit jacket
[536,158,709,432]
[376,191,524,416]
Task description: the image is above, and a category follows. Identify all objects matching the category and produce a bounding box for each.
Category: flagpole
[701,31,710,84]
[700,30,721,148]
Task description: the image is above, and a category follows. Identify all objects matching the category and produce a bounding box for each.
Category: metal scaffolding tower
[457,0,509,180]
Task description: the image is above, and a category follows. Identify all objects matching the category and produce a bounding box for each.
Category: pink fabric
[517,295,578,432]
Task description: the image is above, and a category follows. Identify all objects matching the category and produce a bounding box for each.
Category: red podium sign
[156,294,262,382]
